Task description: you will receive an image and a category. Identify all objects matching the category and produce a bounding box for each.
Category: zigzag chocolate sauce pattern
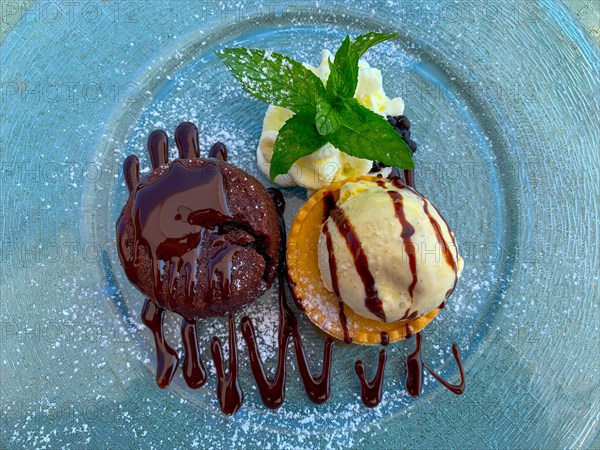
[123,125,464,413]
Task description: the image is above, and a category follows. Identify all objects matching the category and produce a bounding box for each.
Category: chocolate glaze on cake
[116,125,281,319]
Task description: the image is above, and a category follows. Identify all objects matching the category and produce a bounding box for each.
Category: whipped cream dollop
[257,50,405,191]
[317,179,464,323]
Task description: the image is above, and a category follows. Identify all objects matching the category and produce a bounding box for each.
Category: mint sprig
[217,33,414,182]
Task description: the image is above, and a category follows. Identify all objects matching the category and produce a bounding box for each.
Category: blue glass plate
[1,1,598,448]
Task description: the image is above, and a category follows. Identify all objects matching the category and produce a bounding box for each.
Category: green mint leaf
[328,99,414,169]
[338,97,365,121]
[315,97,342,135]
[327,32,397,99]
[217,48,325,114]
[350,32,398,61]
[270,113,327,181]
[326,36,352,99]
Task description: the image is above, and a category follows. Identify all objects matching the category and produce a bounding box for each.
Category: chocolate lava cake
[116,137,281,319]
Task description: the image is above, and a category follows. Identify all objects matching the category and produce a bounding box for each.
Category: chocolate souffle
[116,122,281,318]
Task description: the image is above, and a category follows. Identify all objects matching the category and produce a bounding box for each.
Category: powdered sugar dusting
[96,25,497,447]
[2,11,523,450]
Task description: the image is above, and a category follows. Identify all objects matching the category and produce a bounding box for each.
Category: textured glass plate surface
[1,1,599,448]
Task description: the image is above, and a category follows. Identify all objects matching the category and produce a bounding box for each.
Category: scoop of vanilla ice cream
[317,179,464,323]
[257,50,404,190]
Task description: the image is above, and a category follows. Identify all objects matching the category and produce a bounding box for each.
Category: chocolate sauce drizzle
[181,317,207,389]
[123,155,140,193]
[406,331,425,397]
[130,160,233,309]
[403,169,415,188]
[422,198,458,278]
[209,142,228,161]
[141,298,179,388]
[387,190,418,301]
[123,124,238,384]
[322,195,352,343]
[337,301,352,344]
[211,314,244,414]
[406,333,465,397]
[330,207,386,321]
[380,331,390,346]
[175,122,200,159]
[123,126,237,396]
[394,160,459,298]
[240,275,335,407]
[207,245,239,303]
[129,123,465,414]
[323,223,341,296]
[355,349,387,407]
[147,130,168,168]
[400,309,419,321]
[422,197,459,302]
[241,188,334,407]
[390,168,414,189]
